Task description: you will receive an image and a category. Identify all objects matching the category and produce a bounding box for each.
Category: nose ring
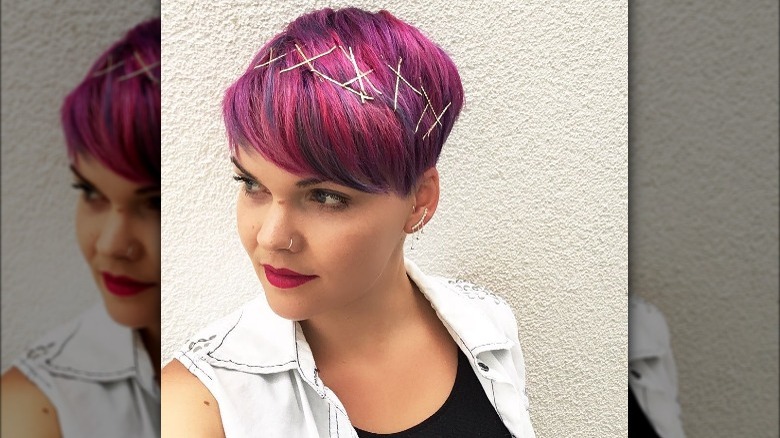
[286,238,293,251]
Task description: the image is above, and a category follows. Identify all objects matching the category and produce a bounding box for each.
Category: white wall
[161,2,627,437]
[1,0,158,370]
[630,1,779,436]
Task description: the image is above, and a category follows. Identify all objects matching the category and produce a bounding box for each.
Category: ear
[404,168,440,234]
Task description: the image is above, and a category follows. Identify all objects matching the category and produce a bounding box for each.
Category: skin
[162,149,458,435]
[1,154,161,436]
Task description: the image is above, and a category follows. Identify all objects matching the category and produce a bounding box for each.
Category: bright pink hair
[61,18,160,184]
[223,8,464,195]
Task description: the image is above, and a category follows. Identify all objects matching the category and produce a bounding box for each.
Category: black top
[628,385,661,438]
[354,349,512,438]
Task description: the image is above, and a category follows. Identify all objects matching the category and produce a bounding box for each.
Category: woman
[162,8,534,437]
[0,18,161,437]
[629,295,686,437]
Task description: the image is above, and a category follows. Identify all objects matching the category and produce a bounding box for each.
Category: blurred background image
[630,1,778,436]
[2,1,160,436]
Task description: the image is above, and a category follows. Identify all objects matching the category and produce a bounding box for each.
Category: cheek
[236,201,259,254]
[75,205,98,259]
[311,211,404,275]
[140,219,161,276]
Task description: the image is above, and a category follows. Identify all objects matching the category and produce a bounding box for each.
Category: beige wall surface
[161,1,627,437]
[1,0,158,370]
[631,1,779,436]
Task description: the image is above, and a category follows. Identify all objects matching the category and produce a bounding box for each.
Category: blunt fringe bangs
[61,17,161,184]
[223,8,464,195]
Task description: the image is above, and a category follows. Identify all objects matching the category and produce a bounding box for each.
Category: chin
[100,290,160,330]
[263,293,314,322]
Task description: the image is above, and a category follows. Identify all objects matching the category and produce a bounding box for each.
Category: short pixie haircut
[61,18,160,184]
[223,8,464,195]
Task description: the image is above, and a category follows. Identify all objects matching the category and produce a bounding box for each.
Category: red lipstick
[101,272,156,297]
[262,265,318,289]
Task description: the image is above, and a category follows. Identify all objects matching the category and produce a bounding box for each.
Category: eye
[71,182,104,203]
[233,175,266,197]
[310,189,350,210]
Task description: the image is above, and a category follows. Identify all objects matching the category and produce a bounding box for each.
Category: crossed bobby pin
[255,44,451,139]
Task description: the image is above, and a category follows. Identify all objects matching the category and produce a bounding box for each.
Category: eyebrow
[69,166,160,195]
[230,156,324,189]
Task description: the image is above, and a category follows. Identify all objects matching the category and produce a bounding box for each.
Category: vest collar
[202,258,513,377]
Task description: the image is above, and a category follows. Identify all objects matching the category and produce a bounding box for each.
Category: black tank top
[354,349,512,437]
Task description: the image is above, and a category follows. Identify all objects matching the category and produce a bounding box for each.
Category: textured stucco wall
[162,2,627,436]
[1,1,158,370]
[630,1,779,436]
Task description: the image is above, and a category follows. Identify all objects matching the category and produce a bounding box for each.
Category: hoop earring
[410,207,428,251]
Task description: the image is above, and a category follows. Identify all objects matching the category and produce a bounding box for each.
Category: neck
[300,255,430,363]
[139,324,161,379]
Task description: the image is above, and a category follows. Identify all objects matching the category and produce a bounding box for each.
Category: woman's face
[233,149,414,321]
[71,154,160,329]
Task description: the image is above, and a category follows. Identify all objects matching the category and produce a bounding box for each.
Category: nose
[256,201,296,252]
[95,208,141,260]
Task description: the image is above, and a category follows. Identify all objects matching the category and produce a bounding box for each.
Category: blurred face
[71,154,160,329]
[233,149,413,321]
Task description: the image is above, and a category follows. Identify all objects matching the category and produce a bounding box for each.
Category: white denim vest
[629,296,686,438]
[176,259,536,438]
[14,303,160,438]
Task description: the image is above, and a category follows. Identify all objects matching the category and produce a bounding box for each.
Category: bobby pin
[118,52,159,83]
[414,103,430,133]
[420,85,442,128]
[387,59,422,96]
[254,48,286,69]
[423,101,452,139]
[311,69,374,101]
[341,68,374,87]
[92,57,125,77]
[280,45,337,73]
[347,47,368,103]
[362,73,383,95]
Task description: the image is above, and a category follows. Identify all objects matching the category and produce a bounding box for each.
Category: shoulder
[161,359,224,438]
[1,367,61,438]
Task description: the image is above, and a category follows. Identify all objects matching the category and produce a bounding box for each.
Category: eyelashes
[232,174,350,211]
[233,175,264,196]
[71,182,102,202]
[70,182,160,211]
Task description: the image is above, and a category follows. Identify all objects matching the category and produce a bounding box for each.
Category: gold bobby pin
[387,59,422,96]
[423,101,452,139]
[254,48,286,69]
[347,47,368,103]
[92,56,125,77]
[419,85,442,128]
[280,45,337,73]
[414,103,430,133]
[117,52,159,83]
[311,70,374,100]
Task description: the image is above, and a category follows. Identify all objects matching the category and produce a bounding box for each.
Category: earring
[410,207,428,251]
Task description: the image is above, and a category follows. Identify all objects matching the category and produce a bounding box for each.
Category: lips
[262,265,318,289]
[101,272,156,297]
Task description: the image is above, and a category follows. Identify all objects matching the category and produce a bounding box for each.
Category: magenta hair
[223,8,464,195]
[61,17,160,184]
